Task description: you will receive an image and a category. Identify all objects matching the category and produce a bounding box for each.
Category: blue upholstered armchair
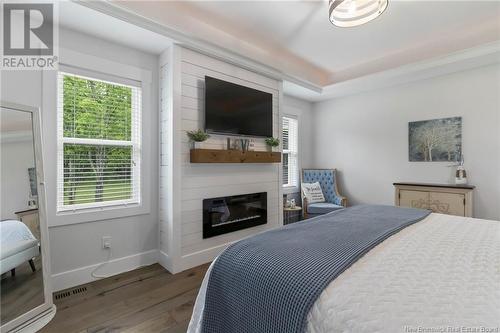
[301,169,347,218]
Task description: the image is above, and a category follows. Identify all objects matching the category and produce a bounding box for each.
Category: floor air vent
[54,286,88,300]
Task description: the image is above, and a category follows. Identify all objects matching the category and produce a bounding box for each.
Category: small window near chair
[56,71,142,212]
[282,116,298,188]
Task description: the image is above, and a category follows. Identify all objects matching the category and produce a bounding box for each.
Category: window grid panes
[57,71,141,212]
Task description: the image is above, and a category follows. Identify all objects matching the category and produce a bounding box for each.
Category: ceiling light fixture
[329,0,388,28]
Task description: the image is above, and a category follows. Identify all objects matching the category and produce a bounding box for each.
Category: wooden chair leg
[29,259,36,272]
[11,268,15,277]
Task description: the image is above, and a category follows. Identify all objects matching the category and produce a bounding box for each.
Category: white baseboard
[179,243,229,272]
[158,250,173,273]
[52,244,249,291]
[51,249,158,291]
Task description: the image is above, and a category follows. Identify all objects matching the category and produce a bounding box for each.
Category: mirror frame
[1,101,56,333]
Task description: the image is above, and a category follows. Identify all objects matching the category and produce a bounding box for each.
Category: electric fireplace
[203,192,267,238]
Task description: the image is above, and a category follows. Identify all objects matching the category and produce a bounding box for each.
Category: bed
[188,205,500,333]
[1,220,39,275]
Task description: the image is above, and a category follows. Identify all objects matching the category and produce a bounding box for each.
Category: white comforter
[188,213,500,332]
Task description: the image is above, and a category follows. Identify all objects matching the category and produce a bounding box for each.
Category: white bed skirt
[188,213,500,332]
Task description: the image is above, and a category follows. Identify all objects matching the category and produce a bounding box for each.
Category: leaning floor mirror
[0,101,55,332]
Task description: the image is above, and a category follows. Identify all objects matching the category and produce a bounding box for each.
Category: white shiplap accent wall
[179,48,283,257]
[159,61,169,256]
[158,50,172,270]
[160,46,283,272]
[159,46,181,272]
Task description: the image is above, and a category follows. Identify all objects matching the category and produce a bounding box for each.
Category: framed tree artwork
[409,117,462,162]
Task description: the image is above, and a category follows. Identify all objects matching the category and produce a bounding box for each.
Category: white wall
[0,139,35,220]
[159,46,283,273]
[312,64,500,220]
[0,28,161,290]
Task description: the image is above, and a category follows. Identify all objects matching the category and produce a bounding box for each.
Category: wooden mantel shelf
[190,149,281,163]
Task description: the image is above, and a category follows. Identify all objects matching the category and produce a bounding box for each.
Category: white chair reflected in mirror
[0,101,56,332]
[0,220,39,277]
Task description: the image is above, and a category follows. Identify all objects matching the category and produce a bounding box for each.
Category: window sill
[57,199,140,214]
[283,185,299,195]
[49,201,150,227]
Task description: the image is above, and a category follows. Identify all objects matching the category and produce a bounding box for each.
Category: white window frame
[282,115,299,191]
[42,49,152,227]
[56,69,142,212]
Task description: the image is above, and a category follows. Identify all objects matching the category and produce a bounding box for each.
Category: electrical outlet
[102,236,112,249]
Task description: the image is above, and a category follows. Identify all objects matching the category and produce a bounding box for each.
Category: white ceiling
[179,0,500,84]
[61,1,500,100]
[58,2,172,55]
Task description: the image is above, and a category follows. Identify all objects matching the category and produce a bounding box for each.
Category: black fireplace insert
[203,192,267,238]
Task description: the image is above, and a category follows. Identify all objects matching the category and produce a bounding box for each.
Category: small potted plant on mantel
[265,137,280,152]
[187,129,210,149]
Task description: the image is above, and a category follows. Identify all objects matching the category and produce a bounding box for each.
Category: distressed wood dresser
[394,182,475,217]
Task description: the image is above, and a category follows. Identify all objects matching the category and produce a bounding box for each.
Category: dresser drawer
[399,190,429,209]
[429,192,465,216]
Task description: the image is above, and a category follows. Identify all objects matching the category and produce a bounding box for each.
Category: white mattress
[188,213,500,332]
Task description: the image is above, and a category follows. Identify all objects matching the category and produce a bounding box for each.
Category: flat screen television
[204,76,273,137]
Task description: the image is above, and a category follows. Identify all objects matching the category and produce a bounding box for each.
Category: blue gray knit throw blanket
[201,204,431,333]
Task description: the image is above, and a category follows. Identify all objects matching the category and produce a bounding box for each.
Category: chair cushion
[307,202,344,215]
[301,182,325,204]
[1,239,38,260]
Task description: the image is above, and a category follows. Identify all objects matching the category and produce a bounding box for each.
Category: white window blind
[282,116,298,188]
[57,71,142,212]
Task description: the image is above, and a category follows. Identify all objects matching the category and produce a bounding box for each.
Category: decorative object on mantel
[226,138,254,151]
[230,139,239,150]
[329,0,389,28]
[265,137,280,152]
[239,139,250,152]
[187,129,210,149]
[394,182,475,217]
[409,117,462,162]
[248,139,255,151]
[190,149,281,163]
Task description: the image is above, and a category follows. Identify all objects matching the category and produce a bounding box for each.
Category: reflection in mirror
[0,107,45,325]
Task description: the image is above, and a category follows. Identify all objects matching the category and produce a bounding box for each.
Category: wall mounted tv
[204,76,273,137]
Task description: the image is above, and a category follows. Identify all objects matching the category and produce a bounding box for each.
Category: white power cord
[91,247,112,279]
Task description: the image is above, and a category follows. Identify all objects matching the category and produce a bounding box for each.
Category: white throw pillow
[302,182,325,204]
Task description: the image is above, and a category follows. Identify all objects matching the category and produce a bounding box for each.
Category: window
[282,116,298,188]
[57,71,142,212]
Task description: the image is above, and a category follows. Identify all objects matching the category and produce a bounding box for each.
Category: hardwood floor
[41,263,210,333]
